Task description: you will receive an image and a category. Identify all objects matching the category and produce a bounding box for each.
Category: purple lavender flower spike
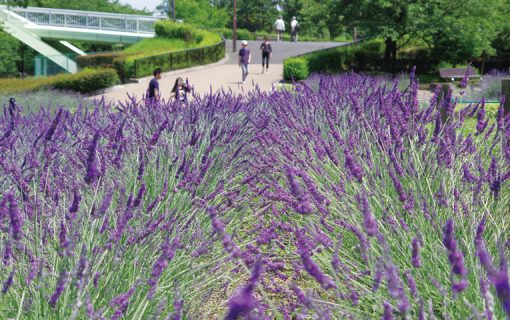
[147,236,180,299]
[357,191,378,237]
[388,168,406,203]
[97,187,113,217]
[476,102,488,135]
[45,108,63,141]
[296,200,314,215]
[300,252,336,290]
[75,245,88,288]
[492,271,510,315]
[442,219,468,292]
[382,301,393,320]
[344,148,363,182]
[2,271,14,294]
[411,237,422,268]
[286,166,303,200]
[110,286,136,320]
[225,259,264,320]
[404,270,418,298]
[133,183,146,208]
[84,132,100,185]
[6,191,23,241]
[49,270,69,307]
[67,187,81,221]
[3,240,12,266]
[386,262,410,314]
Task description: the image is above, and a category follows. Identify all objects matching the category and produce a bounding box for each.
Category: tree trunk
[385,37,398,74]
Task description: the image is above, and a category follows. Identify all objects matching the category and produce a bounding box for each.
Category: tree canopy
[171,0,230,29]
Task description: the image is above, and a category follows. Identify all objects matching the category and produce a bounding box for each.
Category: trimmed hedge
[132,40,225,78]
[283,41,386,80]
[155,21,204,44]
[215,28,252,41]
[0,68,120,94]
[52,68,120,93]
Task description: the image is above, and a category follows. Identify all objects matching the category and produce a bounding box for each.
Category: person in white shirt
[274,15,285,42]
[290,16,299,42]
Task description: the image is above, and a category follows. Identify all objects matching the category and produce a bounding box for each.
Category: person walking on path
[260,37,272,73]
[238,40,251,84]
[147,68,162,103]
[290,17,299,42]
[274,15,285,42]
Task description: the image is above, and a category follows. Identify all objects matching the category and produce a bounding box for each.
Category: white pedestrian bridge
[0,5,164,73]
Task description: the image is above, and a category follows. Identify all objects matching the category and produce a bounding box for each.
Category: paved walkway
[90,40,347,103]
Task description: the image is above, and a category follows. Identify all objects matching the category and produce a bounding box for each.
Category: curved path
[91,40,347,103]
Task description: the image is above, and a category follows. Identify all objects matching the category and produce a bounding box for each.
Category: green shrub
[52,68,120,93]
[284,57,309,80]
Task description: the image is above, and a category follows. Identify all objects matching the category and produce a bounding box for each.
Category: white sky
[117,0,162,12]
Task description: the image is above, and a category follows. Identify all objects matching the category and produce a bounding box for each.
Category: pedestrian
[291,16,299,42]
[274,15,285,42]
[238,40,251,84]
[147,68,162,103]
[170,77,193,105]
[260,36,272,74]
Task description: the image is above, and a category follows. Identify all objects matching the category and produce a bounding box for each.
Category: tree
[339,0,507,72]
[0,31,20,77]
[279,0,346,40]
[424,0,505,65]
[172,0,230,29]
[238,0,279,31]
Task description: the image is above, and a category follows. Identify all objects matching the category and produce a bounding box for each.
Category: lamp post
[233,0,237,52]
[172,0,175,21]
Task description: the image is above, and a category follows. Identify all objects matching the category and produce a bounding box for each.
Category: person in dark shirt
[260,36,272,73]
[238,40,251,84]
[147,68,162,102]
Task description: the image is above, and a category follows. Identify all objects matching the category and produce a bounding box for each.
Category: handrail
[0,5,164,34]
[0,5,160,20]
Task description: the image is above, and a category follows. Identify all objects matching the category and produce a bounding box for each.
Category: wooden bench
[439,67,482,82]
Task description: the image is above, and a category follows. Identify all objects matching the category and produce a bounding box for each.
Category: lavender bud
[84,132,100,185]
[110,286,136,320]
[49,270,69,307]
[382,301,393,320]
[6,192,23,241]
[225,259,263,320]
[357,191,378,237]
[2,271,14,294]
[411,237,422,268]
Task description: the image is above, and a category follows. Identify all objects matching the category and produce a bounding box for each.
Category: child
[170,77,193,104]
[238,40,251,84]
[260,37,272,73]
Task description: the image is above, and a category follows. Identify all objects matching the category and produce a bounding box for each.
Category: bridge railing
[0,5,164,33]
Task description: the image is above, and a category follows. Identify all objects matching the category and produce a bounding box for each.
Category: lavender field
[0,73,509,319]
